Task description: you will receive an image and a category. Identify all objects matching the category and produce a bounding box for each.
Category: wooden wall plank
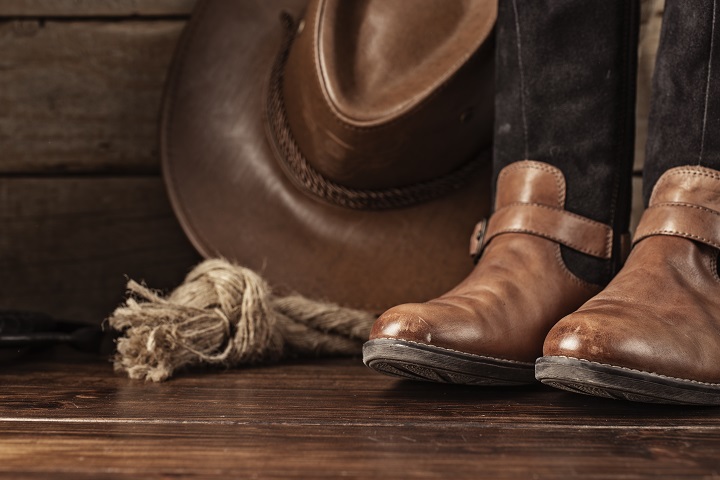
[0,20,184,174]
[634,0,664,172]
[0,177,200,324]
[0,0,196,17]
[0,0,658,335]
[0,2,662,176]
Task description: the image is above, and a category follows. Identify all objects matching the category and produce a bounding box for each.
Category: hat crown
[280,0,496,192]
[320,0,492,123]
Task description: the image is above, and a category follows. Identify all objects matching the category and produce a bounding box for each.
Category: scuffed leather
[370,161,601,363]
[634,166,720,249]
[544,166,720,383]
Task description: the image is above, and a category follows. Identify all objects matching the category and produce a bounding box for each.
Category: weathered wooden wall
[0,1,200,324]
[0,0,662,324]
[0,0,196,16]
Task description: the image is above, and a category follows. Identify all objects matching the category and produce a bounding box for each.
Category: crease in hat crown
[267,0,498,203]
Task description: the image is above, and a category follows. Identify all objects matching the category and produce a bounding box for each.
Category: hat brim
[161,0,493,314]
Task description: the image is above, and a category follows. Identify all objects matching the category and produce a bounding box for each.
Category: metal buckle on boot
[469,218,488,264]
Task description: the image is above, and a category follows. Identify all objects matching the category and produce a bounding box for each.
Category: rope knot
[109,259,375,381]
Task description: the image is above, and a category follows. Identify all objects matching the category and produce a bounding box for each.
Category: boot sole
[536,356,720,405]
[362,338,536,385]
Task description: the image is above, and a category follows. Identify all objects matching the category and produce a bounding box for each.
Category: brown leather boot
[537,166,720,404]
[362,160,615,385]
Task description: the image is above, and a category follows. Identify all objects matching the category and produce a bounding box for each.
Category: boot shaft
[494,0,640,284]
[644,0,720,200]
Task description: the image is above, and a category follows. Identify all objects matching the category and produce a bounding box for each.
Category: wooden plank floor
[1,349,719,479]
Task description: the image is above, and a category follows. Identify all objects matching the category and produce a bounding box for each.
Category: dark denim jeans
[645,0,720,200]
[494,0,719,285]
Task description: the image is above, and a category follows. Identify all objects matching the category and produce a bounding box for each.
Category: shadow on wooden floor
[0,347,718,478]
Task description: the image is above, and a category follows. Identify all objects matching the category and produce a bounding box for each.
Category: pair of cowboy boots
[363,0,720,405]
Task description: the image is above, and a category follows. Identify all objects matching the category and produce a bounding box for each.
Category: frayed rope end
[108,259,375,381]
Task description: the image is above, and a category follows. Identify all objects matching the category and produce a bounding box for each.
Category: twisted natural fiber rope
[267,13,484,210]
[108,259,376,382]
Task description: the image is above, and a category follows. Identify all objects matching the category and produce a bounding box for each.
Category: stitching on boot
[502,202,612,227]
[499,161,566,206]
[496,228,608,258]
[640,230,720,250]
[709,251,720,284]
[494,202,612,258]
[605,230,613,261]
[510,0,530,160]
[385,338,535,366]
[699,0,718,165]
[651,167,720,204]
[549,355,720,387]
[651,202,720,216]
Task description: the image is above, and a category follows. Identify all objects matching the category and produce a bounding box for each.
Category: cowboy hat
[161,0,497,314]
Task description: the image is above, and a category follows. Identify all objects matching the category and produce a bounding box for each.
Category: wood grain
[0,177,200,324]
[0,422,717,479]
[0,0,196,17]
[0,3,702,476]
[0,1,661,176]
[0,19,184,174]
[634,0,664,172]
[1,355,718,428]
[0,354,718,479]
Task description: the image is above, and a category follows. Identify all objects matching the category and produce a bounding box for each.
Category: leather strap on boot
[471,161,614,262]
[633,166,720,250]
[368,160,614,378]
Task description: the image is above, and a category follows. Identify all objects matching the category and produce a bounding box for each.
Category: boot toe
[539,303,720,404]
[543,303,714,383]
[544,309,651,368]
[365,301,538,385]
[369,303,442,346]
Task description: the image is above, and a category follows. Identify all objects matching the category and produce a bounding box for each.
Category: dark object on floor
[0,310,108,362]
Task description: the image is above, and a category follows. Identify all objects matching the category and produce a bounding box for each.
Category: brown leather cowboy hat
[161,0,497,314]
